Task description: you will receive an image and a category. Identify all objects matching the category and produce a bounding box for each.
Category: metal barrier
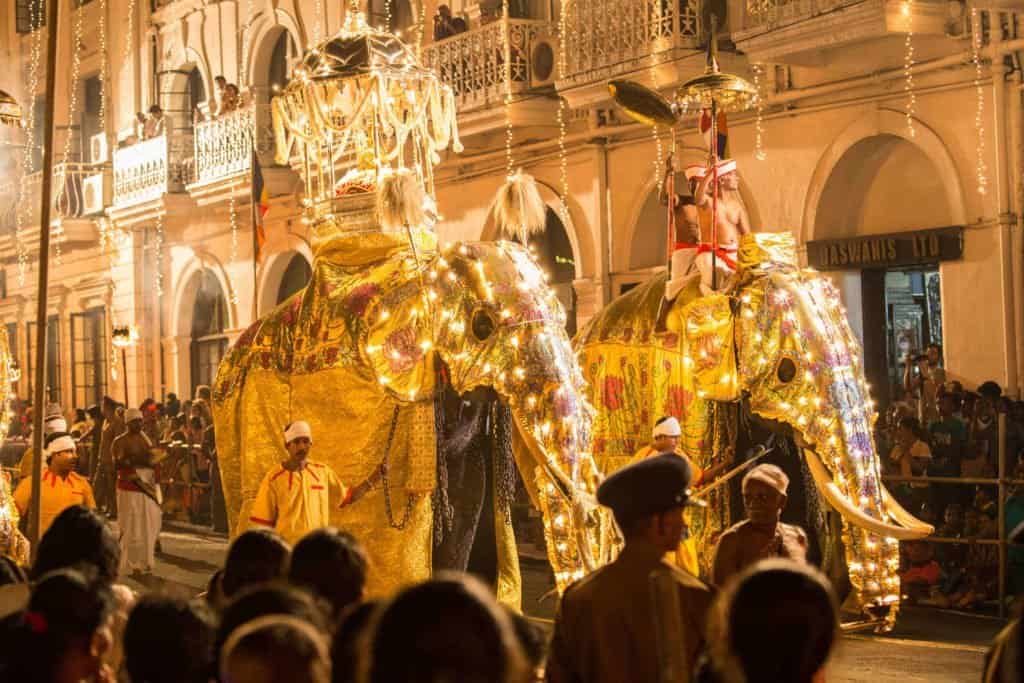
[881,413,1014,616]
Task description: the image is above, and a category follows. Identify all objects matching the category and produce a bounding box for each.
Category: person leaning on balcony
[433,4,457,41]
[143,105,165,140]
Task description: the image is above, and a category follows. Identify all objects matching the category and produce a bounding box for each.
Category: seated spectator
[938,503,964,538]
[706,559,839,683]
[0,567,116,683]
[331,600,380,683]
[965,505,996,540]
[220,614,331,683]
[900,539,940,602]
[32,505,135,675]
[220,529,291,602]
[364,573,527,683]
[288,528,367,624]
[124,595,216,683]
[889,416,932,510]
[215,583,330,674]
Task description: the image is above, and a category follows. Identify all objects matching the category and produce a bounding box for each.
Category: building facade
[0,0,1022,415]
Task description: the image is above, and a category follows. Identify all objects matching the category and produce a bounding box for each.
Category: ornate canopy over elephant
[213,14,614,604]
[0,328,28,566]
[576,232,933,625]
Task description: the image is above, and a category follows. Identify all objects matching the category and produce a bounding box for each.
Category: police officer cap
[597,453,694,523]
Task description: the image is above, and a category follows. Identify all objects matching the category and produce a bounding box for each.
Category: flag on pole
[252,150,270,264]
[699,109,728,157]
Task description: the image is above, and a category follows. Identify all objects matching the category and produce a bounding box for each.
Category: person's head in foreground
[220,614,331,683]
[741,464,788,527]
[710,559,839,683]
[289,527,367,623]
[215,583,330,673]
[597,452,697,554]
[363,573,527,683]
[0,567,116,683]
[32,505,120,582]
[124,595,216,683]
[221,529,291,600]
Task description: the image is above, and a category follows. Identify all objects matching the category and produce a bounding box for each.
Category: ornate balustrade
[112,134,192,209]
[10,162,101,229]
[193,106,255,187]
[743,0,860,30]
[560,0,701,87]
[423,19,554,111]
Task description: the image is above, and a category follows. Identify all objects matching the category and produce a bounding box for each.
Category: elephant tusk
[803,448,931,541]
[879,483,936,535]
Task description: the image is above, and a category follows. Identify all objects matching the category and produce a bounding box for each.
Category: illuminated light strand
[16,0,45,286]
[314,0,324,41]
[971,8,988,196]
[54,0,88,265]
[902,0,916,138]
[228,187,239,304]
[752,63,766,161]
[648,0,663,183]
[384,0,392,31]
[556,0,570,224]
[239,0,254,86]
[154,212,164,297]
[96,0,108,137]
[503,0,514,178]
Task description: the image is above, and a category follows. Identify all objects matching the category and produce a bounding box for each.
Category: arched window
[521,207,577,335]
[187,67,206,115]
[276,253,312,305]
[268,31,298,92]
[190,270,228,396]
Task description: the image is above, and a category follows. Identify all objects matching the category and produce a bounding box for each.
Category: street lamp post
[112,325,139,407]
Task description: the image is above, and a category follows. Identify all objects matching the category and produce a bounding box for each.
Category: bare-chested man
[113,408,162,574]
[662,156,752,299]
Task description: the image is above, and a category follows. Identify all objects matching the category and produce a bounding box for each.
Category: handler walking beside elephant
[246,421,384,545]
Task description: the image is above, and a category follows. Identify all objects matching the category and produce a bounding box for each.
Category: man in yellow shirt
[14,432,96,537]
[247,421,383,545]
[18,409,68,479]
[631,416,728,575]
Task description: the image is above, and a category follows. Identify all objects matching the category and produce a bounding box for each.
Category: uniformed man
[13,431,96,537]
[113,408,162,574]
[246,421,382,546]
[17,406,67,479]
[711,463,808,587]
[547,453,715,683]
[93,397,124,517]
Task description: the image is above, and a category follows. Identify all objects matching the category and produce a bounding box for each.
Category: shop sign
[807,226,963,270]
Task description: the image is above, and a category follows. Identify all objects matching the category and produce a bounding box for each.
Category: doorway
[860,266,942,408]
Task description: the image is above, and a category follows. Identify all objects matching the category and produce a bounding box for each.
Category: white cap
[715,158,737,175]
[653,416,682,438]
[45,435,76,456]
[684,165,707,181]
[285,421,313,444]
[743,463,789,496]
[44,417,67,434]
[125,408,143,422]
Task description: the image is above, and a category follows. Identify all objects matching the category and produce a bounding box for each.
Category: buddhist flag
[252,150,270,264]
[699,108,728,157]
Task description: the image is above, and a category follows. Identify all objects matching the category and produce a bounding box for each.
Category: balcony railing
[743,0,860,31]
[560,0,701,85]
[6,162,103,230]
[193,106,255,187]
[423,19,554,110]
[112,133,192,208]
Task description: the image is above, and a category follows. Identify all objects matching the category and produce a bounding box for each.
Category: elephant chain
[380,405,417,530]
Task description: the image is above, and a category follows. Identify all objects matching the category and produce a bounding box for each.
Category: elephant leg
[466,437,498,587]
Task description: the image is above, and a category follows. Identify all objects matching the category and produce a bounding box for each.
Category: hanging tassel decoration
[378,168,427,231]
[493,170,546,244]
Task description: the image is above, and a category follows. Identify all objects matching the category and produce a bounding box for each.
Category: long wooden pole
[29,0,64,561]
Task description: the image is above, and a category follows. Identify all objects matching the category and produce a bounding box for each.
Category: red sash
[672,242,738,270]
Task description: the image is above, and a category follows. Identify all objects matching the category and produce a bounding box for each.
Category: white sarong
[117,468,162,573]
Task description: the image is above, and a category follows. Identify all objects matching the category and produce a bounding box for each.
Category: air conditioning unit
[90,133,109,165]
[529,32,557,89]
[81,173,108,215]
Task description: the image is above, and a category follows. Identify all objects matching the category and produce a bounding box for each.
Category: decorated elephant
[0,328,28,566]
[213,213,615,605]
[575,232,933,624]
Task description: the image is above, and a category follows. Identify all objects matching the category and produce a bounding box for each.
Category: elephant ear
[679,292,740,402]
[363,278,437,402]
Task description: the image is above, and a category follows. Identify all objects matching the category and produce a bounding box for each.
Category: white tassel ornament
[494,170,547,244]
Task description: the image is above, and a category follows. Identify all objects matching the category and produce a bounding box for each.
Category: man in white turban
[113,408,162,575]
[246,421,384,545]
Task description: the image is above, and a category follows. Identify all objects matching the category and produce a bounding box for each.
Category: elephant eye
[471,309,497,342]
[776,357,797,384]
